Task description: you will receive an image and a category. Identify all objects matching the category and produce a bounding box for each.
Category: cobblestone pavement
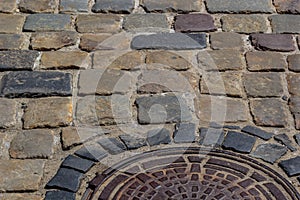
[0,0,300,199]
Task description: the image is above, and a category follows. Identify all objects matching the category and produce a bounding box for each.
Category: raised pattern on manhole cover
[83,147,300,200]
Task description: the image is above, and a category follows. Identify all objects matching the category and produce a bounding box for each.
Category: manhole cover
[83,147,300,200]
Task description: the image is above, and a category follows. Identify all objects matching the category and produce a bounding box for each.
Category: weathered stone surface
[287,74,300,96]
[97,138,126,155]
[295,114,300,130]
[250,34,296,52]
[251,144,287,164]
[270,15,300,33]
[141,0,201,13]
[79,34,111,51]
[9,129,54,159]
[222,131,256,153]
[274,133,297,152]
[198,50,244,71]
[147,128,171,146]
[61,155,94,173]
[0,194,42,200]
[199,128,225,147]
[174,123,196,143]
[250,98,288,127]
[74,144,107,161]
[246,52,286,71]
[23,98,72,129]
[60,0,88,13]
[221,15,268,33]
[295,134,300,145]
[30,31,78,50]
[0,0,17,13]
[119,134,147,150]
[201,72,243,97]
[0,99,16,128]
[210,32,243,50]
[0,14,25,33]
[288,54,300,72]
[1,71,72,98]
[0,160,44,191]
[243,73,284,97]
[241,125,273,140]
[76,15,121,33]
[0,34,25,50]
[123,14,169,31]
[19,0,56,13]
[289,97,300,114]
[92,0,134,13]
[175,14,216,32]
[41,51,89,69]
[274,0,300,13]
[45,191,75,200]
[136,95,192,124]
[24,14,72,32]
[131,33,206,50]
[279,156,300,176]
[206,0,274,13]
[0,50,39,70]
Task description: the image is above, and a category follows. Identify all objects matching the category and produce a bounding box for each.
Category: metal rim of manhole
[82,147,300,200]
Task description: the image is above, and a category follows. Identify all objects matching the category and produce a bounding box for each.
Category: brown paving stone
[287,74,300,96]
[0,194,42,200]
[0,0,17,13]
[0,14,25,33]
[0,34,25,50]
[18,0,56,13]
[289,97,300,114]
[288,54,300,72]
[141,0,202,13]
[108,51,144,70]
[79,34,111,51]
[246,52,286,71]
[274,0,300,13]
[250,98,288,127]
[175,14,216,32]
[0,99,16,129]
[210,32,243,50]
[23,97,72,129]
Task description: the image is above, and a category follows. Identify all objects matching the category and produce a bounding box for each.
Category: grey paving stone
[61,155,94,173]
[119,134,147,150]
[92,0,134,13]
[0,34,25,50]
[270,15,300,33]
[273,0,300,14]
[294,134,300,145]
[174,123,196,143]
[19,0,56,13]
[46,168,83,192]
[0,98,16,128]
[274,133,297,152]
[251,144,287,164]
[175,14,216,32]
[45,191,75,200]
[222,131,256,153]
[23,14,72,32]
[288,54,300,72]
[0,0,17,13]
[246,52,286,72]
[287,74,300,97]
[74,144,108,162]
[60,0,88,13]
[1,71,72,98]
[0,50,39,70]
[210,32,243,50]
[199,128,225,147]
[131,33,206,50]
[279,156,300,176]
[206,0,274,13]
[97,138,126,155]
[141,0,201,13]
[147,128,171,146]
[241,126,273,140]
[123,14,169,31]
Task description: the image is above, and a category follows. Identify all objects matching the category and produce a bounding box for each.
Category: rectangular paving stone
[279,156,300,176]
[79,33,111,51]
[23,14,72,32]
[132,33,206,50]
[141,0,201,13]
[287,74,300,96]
[270,15,300,33]
[199,128,225,147]
[0,194,42,200]
[0,50,39,70]
[210,32,243,50]
[175,14,216,32]
[273,0,300,14]
[147,128,171,146]
[0,0,17,13]
[123,14,169,31]
[61,155,94,173]
[295,114,300,130]
[222,131,256,153]
[288,54,300,72]
[1,71,72,98]
[0,160,44,192]
[119,134,147,150]
[19,0,56,13]
[241,125,273,140]
[97,138,127,155]
[0,98,16,128]
[206,0,274,13]
[289,97,300,114]
[60,0,88,13]
[246,52,286,71]
[0,34,25,50]
[74,144,108,162]
[174,123,196,143]
[92,0,134,14]
[274,133,297,152]
[45,191,75,200]
[0,14,25,33]
[251,144,287,164]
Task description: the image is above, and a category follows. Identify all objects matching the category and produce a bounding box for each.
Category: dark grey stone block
[279,156,300,176]
[147,128,171,146]
[119,134,147,150]
[61,155,95,173]
[222,131,256,153]
[0,50,39,71]
[45,190,75,200]
[251,143,287,164]
[97,138,126,155]
[174,123,196,143]
[74,144,108,162]
[242,125,273,140]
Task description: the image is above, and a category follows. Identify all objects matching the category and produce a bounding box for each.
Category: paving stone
[287,74,300,96]
[173,123,196,143]
[19,0,56,13]
[0,98,16,128]
[294,134,300,145]
[246,52,286,71]
[30,31,78,50]
[251,144,287,164]
[9,129,54,159]
[250,98,288,127]
[41,51,89,69]
[0,14,25,33]
[198,50,244,71]
[270,15,300,33]
[97,138,127,155]
[79,34,111,51]
[123,14,169,32]
[60,0,88,13]
[250,34,296,52]
[23,97,72,129]
[210,32,243,50]
[92,0,134,13]
[1,71,72,98]
[141,0,201,13]
[273,0,300,14]
[74,144,108,162]
[147,128,171,146]
[76,14,121,33]
[136,95,192,124]
[199,128,225,147]
[0,34,25,50]
[243,73,284,97]
[61,155,94,173]
[221,15,268,33]
[201,72,243,97]
[206,0,274,13]
[279,156,300,176]
[131,33,206,50]
[199,96,249,123]
[46,168,83,192]
[289,97,300,114]
[241,125,273,140]
[0,0,17,13]
[288,54,300,72]
[274,133,297,152]
[0,50,39,70]
[175,14,216,32]
[222,131,256,153]
[0,194,42,200]
[295,114,300,130]
[45,191,75,200]
[119,134,147,150]
[0,160,44,191]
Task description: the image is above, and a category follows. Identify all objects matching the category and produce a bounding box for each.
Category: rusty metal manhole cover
[83,147,300,200]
